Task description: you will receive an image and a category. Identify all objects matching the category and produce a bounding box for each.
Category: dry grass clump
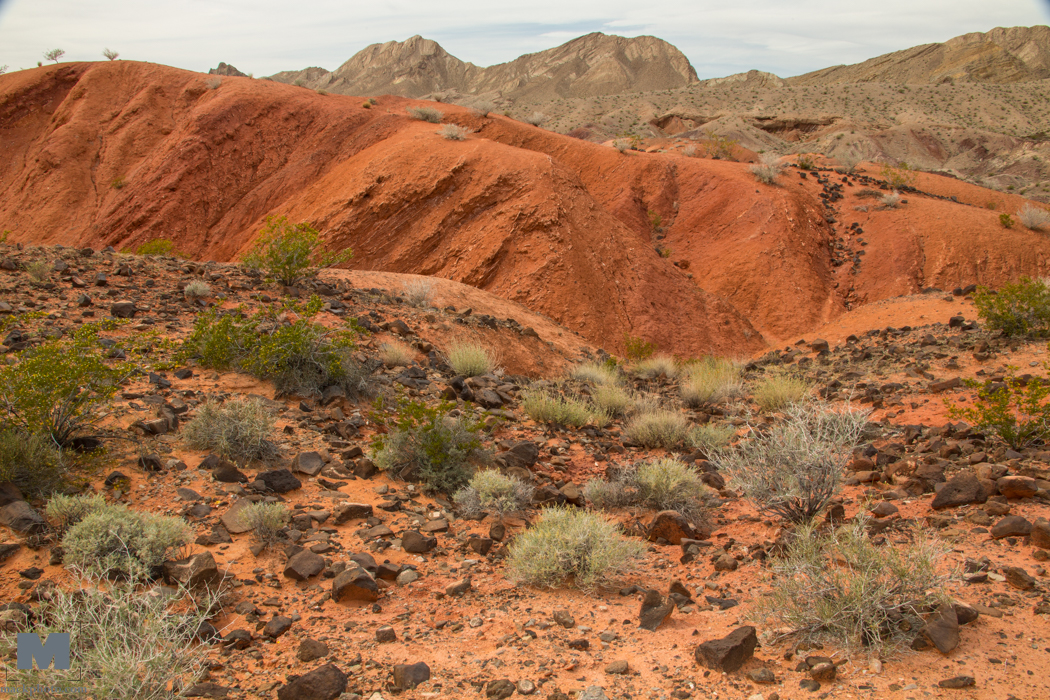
[587,457,708,520]
[631,354,678,380]
[438,123,472,140]
[0,429,67,498]
[712,401,869,522]
[569,361,621,386]
[1017,204,1050,231]
[25,260,50,283]
[613,139,631,153]
[525,112,547,126]
[183,280,212,301]
[879,192,901,209]
[469,100,495,117]
[445,341,497,377]
[379,340,414,367]
[762,517,949,653]
[506,506,645,589]
[686,422,737,453]
[522,388,601,427]
[753,372,812,411]
[624,407,690,448]
[407,106,443,123]
[453,470,534,517]
[750,153,784,184]
[183,398,279,464]
[590,383,633,417]
[680,356,743,406]
[402,278,433,307]
[241,502,289,547]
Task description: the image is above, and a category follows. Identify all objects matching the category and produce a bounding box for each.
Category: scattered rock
[375,625,397,643]
[931,472,987,510]
[0,501,46,534]
[294,451,325,476]
[938,676,975,689]
[997,475,1038,499]
[392,661,431,690]
[284,550,325,580]
[163,552,220,588]
[695,626,757,672]
[605,660,629,674]
[277,663,348,700]
[553,609,576,628]
[297,638,329,662]
[332,566,379,602]
[401,530,437,553]
[747,667,775,684]
[255,469,302,493]
[263,615,292,639]
[486,679,515,699]
[638,589,674,631]
[1003,566,1036,590]
[922,604,960,654]
[647,510,705,545]
[990,515,1032,539]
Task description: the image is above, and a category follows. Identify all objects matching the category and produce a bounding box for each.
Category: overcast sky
[1,0,1048,80]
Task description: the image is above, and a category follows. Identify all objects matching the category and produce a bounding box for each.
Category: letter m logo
[17,633,71,670]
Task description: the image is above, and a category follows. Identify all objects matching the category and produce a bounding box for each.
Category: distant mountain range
[246,26,1050,102]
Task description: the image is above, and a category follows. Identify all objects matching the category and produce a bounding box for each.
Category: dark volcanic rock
[277,663,347,700]
[695,626,757,672]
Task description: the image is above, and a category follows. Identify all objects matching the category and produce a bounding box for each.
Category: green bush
[506,506,645,589]
[371,397,488,494]
[183,398,279,464]
[179,308,259,369]
[45,493,107,534]
[445,342,496,377]
[0,324,125,446]
[753,372,811,411]
[763,517,948,653]
[2,576,220,699]
[623,332,656,361]
[241,502,289,547]
[972,277,1050,336]
[62,505,192,580]
[590,382,633,417]
[687,422,737,454]
[0,430,67,498]
[624,408,690,448]
[587,457,708,520]
[947,374,1050,449]
[453,470,534,517]
[999,212,1015,229]
[135,239,176,256]
[522,388,599,427]
[242,214,352,287]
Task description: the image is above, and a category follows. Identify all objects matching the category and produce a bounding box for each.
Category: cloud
[0,0,1046,78]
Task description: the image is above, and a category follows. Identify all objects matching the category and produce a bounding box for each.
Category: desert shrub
[402,278,433,307]
[880,161,916,189]
[753,372,811,411]
[103,47,119,60]
[589,457,707,520]
[506,506,645,589]
[583,477,631,509]
[135,239,176,256]
[590,383,633,417]
[438,123,471,140]
[796,154,816,170]
[182,398,279,464]
[762,517,948,653]
[241,502,289,546]
[62,505,192,580]
[836,153,860,174]
[521,388,595,427]
[569,361,621,386]
[445,341,496,377]
[999,212,1014,228]
[379,340,414,367]
[183,280,211,301]
[972,277,1050,336]
[25,260,50,282]
[2,576,219,700]
[613,139,631,153]
[712,401,869,523]
[1017,204,1050,231]
[622,332,656,361]
[701,131,740,161]
[624,408,690,448]
[681,144,697,157]
[470,101,495,117]
[631,354,678,380]
[244,312,361,395]
[241,214,352,287]
[371,397,487,494]
[179,308,259,369]
[687,422,736,453]
[0,430,66,498]
[525,112,546,126]
[453,469,533,517]
[946,374,1050,449]
[750,153,784,184]
[879,192,901,209]
[0,324,125,447]
[407,106,443,123]
[45,493,107,534]
[680,357,742,406]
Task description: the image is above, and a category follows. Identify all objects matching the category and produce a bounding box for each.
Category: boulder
[332,566,379,602]
[922,605,960,654]
[695,626,757,672]
[277,663,347,700]
[0,501,46,534]
[647,510,706,545]
[990,515,1032,539]
[163,552,220,588]
[255,469,301,493]
[401,530,437,553]
[392,661,431,690]
[931,472,987,510]
[294,451,325,477]
[284,550,325,580]
[638,589,674,631]
[997,475,1038,499]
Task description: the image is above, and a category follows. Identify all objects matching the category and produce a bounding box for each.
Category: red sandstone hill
[2,61,1049,357]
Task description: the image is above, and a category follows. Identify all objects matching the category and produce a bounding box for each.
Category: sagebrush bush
[242,214,351,286]
[588,457,707,520]
[25,260,50,282]
[590,382,633,417]
[522,388,596,427]
[763,517,948,653]
[973,277,1050,336]
[507,506,645,589]
[183,280,211,301]
[680,357,742,406]
[371,398,488,494]
[453,470,533,517]
[438,123,471,140]
[879,192,901,209]
[182,398,279,464]
[750,153,784,184]
[713,401,869,522]
[62,505,192,580]
[947,374,1050,449]
[45,493,107,534]
[407,106,443,123]
[0,324,125,446]
[687,422,736,453]
[2,576,220,699]
[569,361,621,386]
[613,139,631,153]
[753,372,811,411]
[445,342,496,377]
[379,340,414,367]
[402,278,433,307]
[1017,204,1050,231]
[0,430,66,498]
[624,408,690,448]
[631,354,678,380]
[525,112,546,126]
[241,502,289,546]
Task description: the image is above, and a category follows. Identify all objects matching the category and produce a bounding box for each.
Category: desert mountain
[267,33,698,101]
[789,25,1050,85]
[2,61,1049,357]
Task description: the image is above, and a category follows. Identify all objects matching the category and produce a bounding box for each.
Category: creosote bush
[587,457,707,520]
[183,398,279,464]
[407,106,443,123]
[445,341,496,377]
[762,517,948,653]
[1017,204,1050,231]
[506,506,645,589]
[453,470,534,517]
[241,502,289,547]
[438,123,472,140]
[624,408,690,448]
[680,356,742,407]
[750,153,784,184]
[713,401,869,523]
[0,430,66,498]
[946,374,1050,449]
[2,575,220,700]
[62,505,192,580]
[753,372,811,411]
[242,214,352,287]
[973,277,1050,336]
[371,397,488,494]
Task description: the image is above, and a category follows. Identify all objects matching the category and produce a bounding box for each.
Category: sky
[1,0,1049,80]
